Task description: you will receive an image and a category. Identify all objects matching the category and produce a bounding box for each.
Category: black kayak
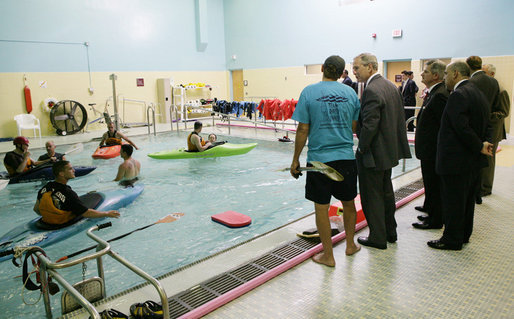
[0,166,96,184]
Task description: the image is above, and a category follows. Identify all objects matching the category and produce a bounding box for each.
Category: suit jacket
[399,79,418,106]
[490,87,510,142]
[436,81,490,175]
[342,77,353,87]
[357,74,411,170]
[415,82,449,160]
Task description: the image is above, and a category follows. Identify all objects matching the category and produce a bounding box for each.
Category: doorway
[231,69,244,101]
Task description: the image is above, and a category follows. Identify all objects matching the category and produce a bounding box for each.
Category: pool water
[0,132,419,317]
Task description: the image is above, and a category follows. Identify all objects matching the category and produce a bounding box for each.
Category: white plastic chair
[14,114,41,139]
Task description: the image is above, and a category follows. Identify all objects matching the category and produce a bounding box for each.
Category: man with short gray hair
[480,63,510,198]
[352,52,411,250]
[412,59,448,230]
[428,61,492,250]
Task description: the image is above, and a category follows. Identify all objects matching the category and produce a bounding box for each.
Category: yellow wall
[0,71,229,137]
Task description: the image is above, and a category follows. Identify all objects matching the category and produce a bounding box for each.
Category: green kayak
[147,142,258,159]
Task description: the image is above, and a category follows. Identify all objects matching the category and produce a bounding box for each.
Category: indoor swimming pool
[0,131,420,317]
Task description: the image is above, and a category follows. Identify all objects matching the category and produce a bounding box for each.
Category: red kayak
[92,145,121,159]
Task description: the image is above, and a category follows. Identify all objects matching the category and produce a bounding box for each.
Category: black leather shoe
[357,236,387,249]
[412,221,443,230]
[415,206,427,212]
[481,192,492,197]
[387,235,397,243]
[417,215,429,221]
[427,239,461,250]
[475,196,482,204]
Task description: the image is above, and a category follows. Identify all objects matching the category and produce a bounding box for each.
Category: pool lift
[3,222,169,319]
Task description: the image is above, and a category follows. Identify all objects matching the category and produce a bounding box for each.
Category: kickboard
[297,228,340,238]
[211,211,252,228]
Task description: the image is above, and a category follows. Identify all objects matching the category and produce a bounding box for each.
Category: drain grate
[165,178,424,318]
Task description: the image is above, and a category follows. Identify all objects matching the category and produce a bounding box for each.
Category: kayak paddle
[0,179,8,192]
[282,161,344,182]
[55,213,184,262]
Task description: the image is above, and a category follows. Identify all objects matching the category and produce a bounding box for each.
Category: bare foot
[346,244,361,256]
[312,252,335,267]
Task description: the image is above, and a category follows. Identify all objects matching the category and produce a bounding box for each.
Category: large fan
[50,100,88,135]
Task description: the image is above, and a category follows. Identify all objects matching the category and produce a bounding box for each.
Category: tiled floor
[203,145,514,319]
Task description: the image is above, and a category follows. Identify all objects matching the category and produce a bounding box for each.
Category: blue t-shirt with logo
[292,81,360,163]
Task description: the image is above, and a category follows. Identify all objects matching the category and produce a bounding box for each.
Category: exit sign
[392,29,402,38]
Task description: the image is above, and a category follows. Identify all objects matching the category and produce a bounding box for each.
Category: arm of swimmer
[118,132,139,150]
[83,209,120,219]
[113,164,126,181]
[99,133,107,146]
[16,153,32,173]
[291,122,309,178]
[193,134,211,152]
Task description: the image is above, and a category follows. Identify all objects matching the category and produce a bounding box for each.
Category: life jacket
[187,132,206,151]
[24,158,34,172]
[38,191,75,225]
[105,130,122,146]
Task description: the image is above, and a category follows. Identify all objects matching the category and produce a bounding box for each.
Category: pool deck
[2,119,513,319]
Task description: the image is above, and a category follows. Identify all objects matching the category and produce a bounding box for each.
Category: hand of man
[106,210,120,218]
[481,141,493,156]
[290,159,303,179]
[23,150,31,159]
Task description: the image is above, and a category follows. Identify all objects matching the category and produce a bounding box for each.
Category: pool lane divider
[179,186,426,319]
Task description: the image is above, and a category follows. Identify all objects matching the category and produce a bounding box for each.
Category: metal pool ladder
[31,223,169,319]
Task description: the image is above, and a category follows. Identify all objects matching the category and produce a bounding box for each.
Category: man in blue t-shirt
[291,55,361,267]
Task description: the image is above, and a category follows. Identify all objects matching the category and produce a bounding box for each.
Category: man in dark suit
[342,70,353,87]
[481,63,509,199]
[399,70,419,132]
[428,62,493,251]
[466,56,499,204]
[412,60,449,230]
[353,53,411,250]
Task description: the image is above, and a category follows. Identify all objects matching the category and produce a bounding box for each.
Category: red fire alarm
[136,78,144,87]
[371,33,377,38]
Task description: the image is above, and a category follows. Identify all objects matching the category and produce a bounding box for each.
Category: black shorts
[305,159,357,205]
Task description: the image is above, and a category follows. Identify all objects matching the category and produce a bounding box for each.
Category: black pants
[356,153,397,245]
[420,159,442,226]
[405,109,415,132]
[440,170,478,246]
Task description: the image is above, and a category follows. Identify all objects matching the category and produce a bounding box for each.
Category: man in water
[99,122,139,150]
[187,121,211,152]
[291,55,361,267]
[34,161,120,225]
[38,140,66,164]
[3,136,38,177]
[114,144,141,187]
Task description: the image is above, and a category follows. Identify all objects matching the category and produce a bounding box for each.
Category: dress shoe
[427,239,461,250]
[412,221,443,230]
[417,215,429,221]
[357,236,387,249]
[481,192,492,197]
[475,196,482,204]
[387,235,397,243]
[415,206,427,212]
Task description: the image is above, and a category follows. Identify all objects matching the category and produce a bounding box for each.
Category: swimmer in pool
[99,122,139,150]
[114,144,141,187]
[34,161,120,225]
[206,133,227,149]
[38,140,66,164]
[187,121,211,152]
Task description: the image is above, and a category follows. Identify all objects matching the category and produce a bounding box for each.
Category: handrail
[32,224,169,319]
[188,106,296,135]
[147,103,156,136]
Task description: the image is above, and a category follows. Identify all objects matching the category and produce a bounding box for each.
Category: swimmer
[206,133,227,149]
[187,121,211,152]
[3,136,38,177]
[114,144,141,187]
[99,122,139,149]
[38,140,66,164]
[34,161,120,225]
